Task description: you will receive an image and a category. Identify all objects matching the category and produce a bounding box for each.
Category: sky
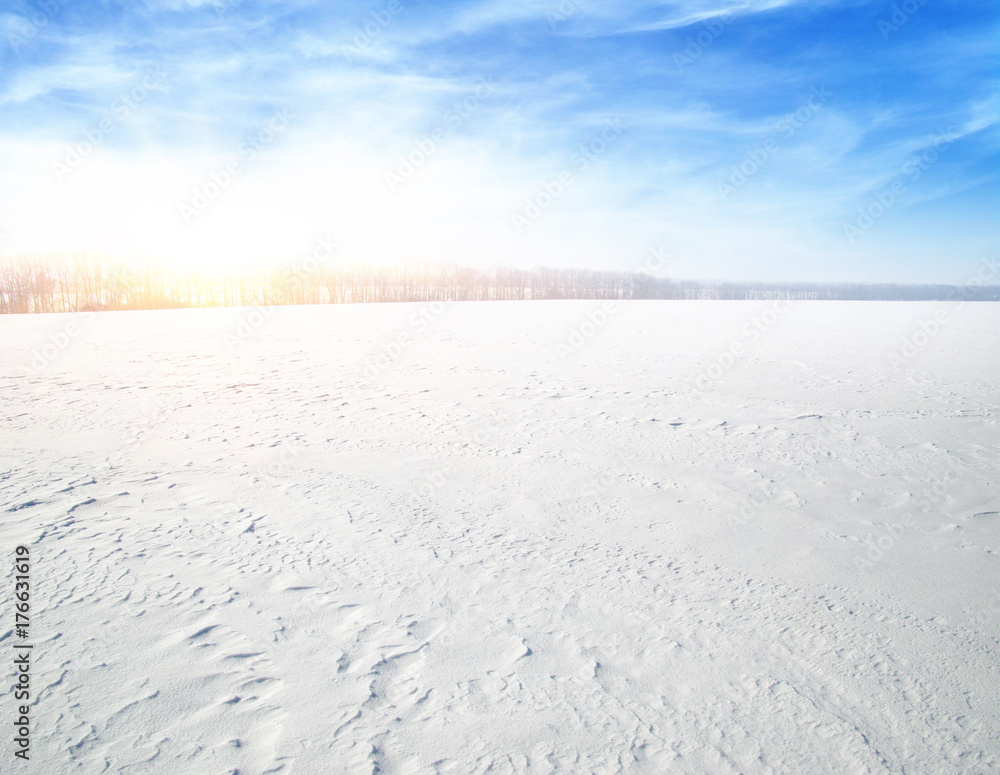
[0,0,996,283]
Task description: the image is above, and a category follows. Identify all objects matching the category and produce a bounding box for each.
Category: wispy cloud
[0,0,996,282]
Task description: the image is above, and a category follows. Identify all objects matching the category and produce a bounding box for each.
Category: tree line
[1,253,998,314]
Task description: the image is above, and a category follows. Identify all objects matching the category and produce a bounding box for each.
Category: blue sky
[0,0,996,282]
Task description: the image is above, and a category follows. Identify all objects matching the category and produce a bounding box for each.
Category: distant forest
[2,254,998,314]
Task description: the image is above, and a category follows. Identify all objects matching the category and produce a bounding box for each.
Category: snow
[2,300,999,774]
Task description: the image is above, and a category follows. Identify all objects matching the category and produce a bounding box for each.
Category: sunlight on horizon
[0,0,996,282]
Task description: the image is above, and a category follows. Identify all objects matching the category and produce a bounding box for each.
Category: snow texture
[2,300,999,774]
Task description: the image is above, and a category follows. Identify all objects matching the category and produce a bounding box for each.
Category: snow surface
[2,300,999,774]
